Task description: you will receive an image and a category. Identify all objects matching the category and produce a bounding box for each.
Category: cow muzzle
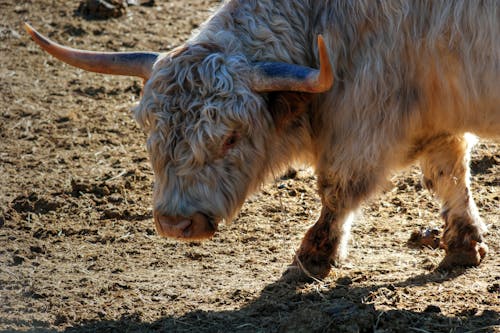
[154,212,217,240]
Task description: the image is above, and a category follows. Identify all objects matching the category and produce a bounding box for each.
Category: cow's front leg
[283,173,370,282]
[419,135,488,269]
[283,206,354,281]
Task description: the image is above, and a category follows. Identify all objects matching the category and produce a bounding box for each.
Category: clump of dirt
[77,0,127,19]
[408,227,441,249]
[76,0,156,19]
[70,178,124,198]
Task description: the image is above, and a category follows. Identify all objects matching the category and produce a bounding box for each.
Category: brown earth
[0,1,499,332]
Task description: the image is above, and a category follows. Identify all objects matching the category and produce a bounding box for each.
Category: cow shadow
[7,269,499,333]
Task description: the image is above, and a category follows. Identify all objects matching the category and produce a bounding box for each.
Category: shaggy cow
[26,0,499,280]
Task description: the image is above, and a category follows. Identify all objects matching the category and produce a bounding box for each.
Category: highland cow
[26,0,499,280]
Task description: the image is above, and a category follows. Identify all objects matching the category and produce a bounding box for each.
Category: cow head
[25,23,333,240]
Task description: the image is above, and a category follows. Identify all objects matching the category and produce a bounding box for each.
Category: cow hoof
[438,241,488,270]
[280,265,315,283]
[280,261,331,283]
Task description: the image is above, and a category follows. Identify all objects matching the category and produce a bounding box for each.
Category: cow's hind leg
[419,134,488,269]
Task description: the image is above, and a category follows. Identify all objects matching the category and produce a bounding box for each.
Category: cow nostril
[181,221,193,237]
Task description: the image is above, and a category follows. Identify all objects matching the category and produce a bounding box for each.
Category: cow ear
[267,92,314,130]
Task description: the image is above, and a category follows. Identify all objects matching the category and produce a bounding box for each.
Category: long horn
[251,35,333,93]
[24,23,159,80]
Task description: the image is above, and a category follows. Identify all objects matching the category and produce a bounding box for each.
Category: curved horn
[24,23,159,80]
[251,35,333,93]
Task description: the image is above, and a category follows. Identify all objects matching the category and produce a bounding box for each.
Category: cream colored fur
[134,0,499,262]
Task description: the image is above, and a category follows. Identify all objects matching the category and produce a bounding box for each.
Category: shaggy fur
[135,0,499,279]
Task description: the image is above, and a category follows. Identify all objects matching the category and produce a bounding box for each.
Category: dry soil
[1,1,499,332]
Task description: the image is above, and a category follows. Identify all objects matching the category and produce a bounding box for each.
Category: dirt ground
[1,1,499,332]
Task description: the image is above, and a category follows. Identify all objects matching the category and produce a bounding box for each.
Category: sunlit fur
[135,0,499,247]
[137,43,269,221]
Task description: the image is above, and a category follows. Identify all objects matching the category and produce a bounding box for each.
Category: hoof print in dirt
[408,227,441,249]
[77,0,127,19]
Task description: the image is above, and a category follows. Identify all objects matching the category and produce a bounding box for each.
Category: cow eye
[223,132,240,151]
